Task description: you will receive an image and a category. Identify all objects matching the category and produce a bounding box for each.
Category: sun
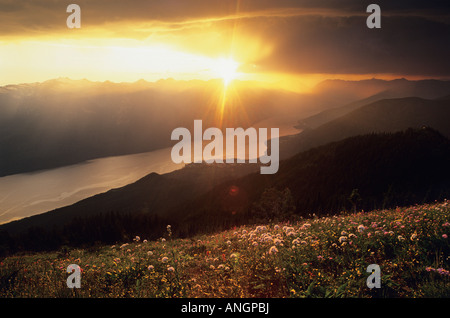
[212,57,240,87]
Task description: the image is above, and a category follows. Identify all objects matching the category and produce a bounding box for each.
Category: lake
[0,119,300,225]
[0,148,184,225]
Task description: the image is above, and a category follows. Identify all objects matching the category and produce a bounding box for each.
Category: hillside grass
[1,201,449,298]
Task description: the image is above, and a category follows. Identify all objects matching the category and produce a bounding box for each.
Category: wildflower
[252,241,258,246]
[274,225,280,230]
[261,235,273,243]
[230,253,238,259]
[147,251,153,256]
[217,264,225,269]
[133,236,140,242]
[120,243,129,249]
[398,235,405,241]
[357,225,365,233]
[161,257,169,263]
[286,231,296,237]
[274,238,284,246]
[443,234,448,239]
[338,236,347,243]
[226,240,232,245]
[143,240,148,243]
[410,233,418,241]
[167,266,175,272]
[256,225,267,233]
[269,246,278,255]
[210,265,215,270]
[341,231,348,236]
[148,265,154,270]
[349,233,357,239]
[436,268,450,276]
[283,226,294,235]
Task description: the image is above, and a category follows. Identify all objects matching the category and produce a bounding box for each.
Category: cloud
[0,0,449,77]
[244,15,450,76]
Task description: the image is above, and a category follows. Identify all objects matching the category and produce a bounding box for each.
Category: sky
[1,0,449,89]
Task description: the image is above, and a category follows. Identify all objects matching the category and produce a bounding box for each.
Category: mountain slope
[281,96,450,159]
[295,78,450,131]
[0,163,258,236]
[174,128,450,232]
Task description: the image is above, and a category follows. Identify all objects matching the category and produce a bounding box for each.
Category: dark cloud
[1,0,448,33]
[242,15,450,76]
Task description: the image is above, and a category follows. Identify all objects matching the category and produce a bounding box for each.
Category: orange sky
[1,0,449,89]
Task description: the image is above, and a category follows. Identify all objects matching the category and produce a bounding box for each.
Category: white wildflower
[274,238,284,246]
[269,246,278,255]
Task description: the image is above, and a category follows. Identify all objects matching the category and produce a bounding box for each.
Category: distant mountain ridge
[0,78,320,177]
[1,77,449,177]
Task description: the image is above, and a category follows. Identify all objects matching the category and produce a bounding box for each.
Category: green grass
[1,201,449,298]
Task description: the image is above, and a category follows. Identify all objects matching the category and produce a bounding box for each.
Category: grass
[1,201,449,298]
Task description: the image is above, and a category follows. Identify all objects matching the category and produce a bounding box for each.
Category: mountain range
[1,78,450,177]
